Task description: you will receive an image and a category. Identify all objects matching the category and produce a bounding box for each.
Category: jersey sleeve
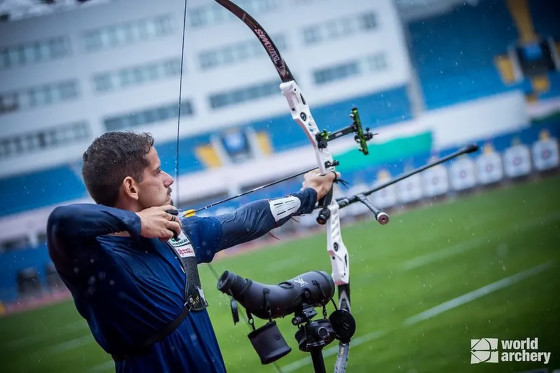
[181,188,317,263]
[47,203,142,276]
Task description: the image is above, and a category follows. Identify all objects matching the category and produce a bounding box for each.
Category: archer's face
[136,147,174,209]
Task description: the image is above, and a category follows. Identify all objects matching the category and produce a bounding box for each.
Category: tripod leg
[310,348,326,373]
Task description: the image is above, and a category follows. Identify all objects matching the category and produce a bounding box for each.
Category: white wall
[0,0,407,177]
[420,91,529,148]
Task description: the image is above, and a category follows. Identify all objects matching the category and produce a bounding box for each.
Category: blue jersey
[46,189,317,372]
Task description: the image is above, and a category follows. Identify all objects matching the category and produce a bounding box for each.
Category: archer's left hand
[302,169,340,200]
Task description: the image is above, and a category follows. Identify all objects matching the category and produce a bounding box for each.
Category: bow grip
[316,187,333,225]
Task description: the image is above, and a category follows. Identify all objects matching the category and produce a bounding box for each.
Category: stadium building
[0,0,559,305]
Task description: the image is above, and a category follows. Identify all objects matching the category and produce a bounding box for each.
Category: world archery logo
[470,337,552,364]
[471,338,499,364]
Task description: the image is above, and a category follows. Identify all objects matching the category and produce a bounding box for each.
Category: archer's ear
[122,176,139,201]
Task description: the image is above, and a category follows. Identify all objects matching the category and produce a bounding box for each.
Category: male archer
[47,131,338,372]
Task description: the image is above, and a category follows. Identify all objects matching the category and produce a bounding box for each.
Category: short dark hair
[82,132,154,206]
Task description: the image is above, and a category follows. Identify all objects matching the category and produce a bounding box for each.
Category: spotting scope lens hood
[217,270,335,319]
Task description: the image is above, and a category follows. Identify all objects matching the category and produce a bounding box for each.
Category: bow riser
[326,203,350,287]
[280,81,350,288]
[214,1,357,370]
[280,81,330,172]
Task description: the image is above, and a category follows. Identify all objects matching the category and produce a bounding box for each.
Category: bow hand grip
[316,187,333,225]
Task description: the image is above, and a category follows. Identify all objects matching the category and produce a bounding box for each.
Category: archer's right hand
[136,205,182,241]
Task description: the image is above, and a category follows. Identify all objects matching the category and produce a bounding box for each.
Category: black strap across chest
[166,231,208,312]
[112,231,207,362]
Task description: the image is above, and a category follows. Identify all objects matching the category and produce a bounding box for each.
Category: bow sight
[314,106,375,226]
[316,107,375,155]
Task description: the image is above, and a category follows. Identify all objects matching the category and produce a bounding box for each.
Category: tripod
[292,305,336,373]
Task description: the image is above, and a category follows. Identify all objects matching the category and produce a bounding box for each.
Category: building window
[93,73,114,92]
[198,34,287,70]
[303,27,322,45]
[58,81,79,99]
[250,0,278,12]
[0,36,70,70]
[313,61,360,85]
[83,30,102,51]
[0,80,79,115]
[301,11,378,46]
[326,20,345,39]
[312,52,387,86]
[367,53,387,71]
[189,8,206,27]
[162,59,182,76]
[209,80,279,109]
[92,57,182,93]
[0,92,19,114]
[291,0,329,4]
[0,236,30,252]
[154,15,173,35]
[103,101,194,131]
[83,14,174,52]
[360,12,378,30]
[200,51,218,69]
[0,122,89,160]
[188,0,280,28]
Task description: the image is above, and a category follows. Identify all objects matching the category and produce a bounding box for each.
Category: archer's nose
[163,171,174,187]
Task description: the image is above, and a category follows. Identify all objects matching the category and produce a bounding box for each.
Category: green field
[1,176,559,372]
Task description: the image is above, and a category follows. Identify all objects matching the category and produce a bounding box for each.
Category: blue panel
[407,0,520,109]
[0,166,86,217]
[539,72,560,100]
[0,243,52,302]
[407,0,560,109]
[156,133,211,174]
[528,0,560,39]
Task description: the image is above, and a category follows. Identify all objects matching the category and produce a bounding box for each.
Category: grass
[1,175,559,372]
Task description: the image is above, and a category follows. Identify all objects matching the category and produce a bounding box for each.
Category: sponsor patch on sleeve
[269,196,301,222]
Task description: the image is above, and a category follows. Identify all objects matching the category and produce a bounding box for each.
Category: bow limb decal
[215,0,354,370]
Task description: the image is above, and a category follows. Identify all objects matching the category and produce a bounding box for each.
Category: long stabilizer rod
[336,144,479,209]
